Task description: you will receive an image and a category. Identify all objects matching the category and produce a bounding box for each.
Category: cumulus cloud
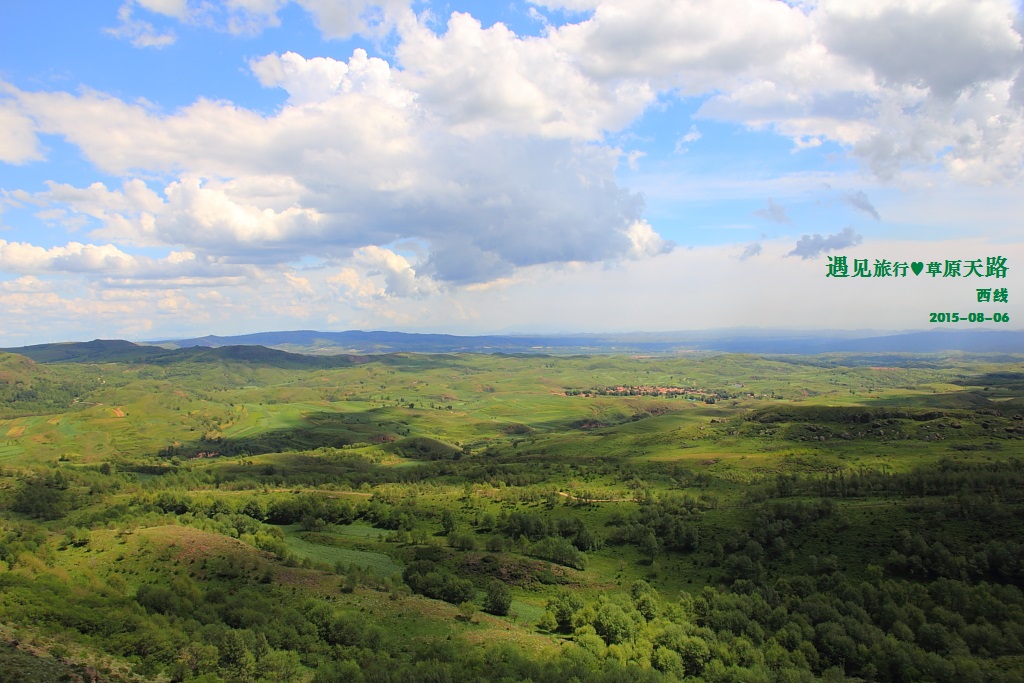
[532,0,1024,182]
[786,226,863,259]
[328,267,381,299]
[11,40,658,280]
[625,220,673,258]
[157,177,325,253]
[396,12,654,140]
[755,198,792,225]
[355,245,439,297]
[250,51,356,106]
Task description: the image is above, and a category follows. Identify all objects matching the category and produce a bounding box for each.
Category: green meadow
[1,345,1023,682]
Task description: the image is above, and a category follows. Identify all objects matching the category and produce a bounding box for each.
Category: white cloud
[817,0,1022,99]
[0,100,42,164]
[107,0,288,40]
[31,179,164,220]
[250,52,355,106]
[354,245,440,297]
[5,0,1021,346]
[625,219,672,258]
[250,49,415,109]
[0,239,250,283]
[90,0,1024,183]
[328,267,382,299]
[0,275,51,293]
[105,3,177,47]
[397,12,653,140]
[295,0,410,39]
[136,0,191,19]
[283,272,315,298]
[547,0,813,90]
[539,0,1024,182]
[106,0,409,42]
[674,125,702,154]
[158,176,324,249]
[0,241,136,274]
[10,34,662,281]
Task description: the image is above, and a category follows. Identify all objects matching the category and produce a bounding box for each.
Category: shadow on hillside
[153,406,425,460]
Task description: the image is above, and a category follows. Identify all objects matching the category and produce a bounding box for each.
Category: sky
[0,0,1022,345]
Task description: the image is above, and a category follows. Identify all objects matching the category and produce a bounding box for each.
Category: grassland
[1,346,1022,682]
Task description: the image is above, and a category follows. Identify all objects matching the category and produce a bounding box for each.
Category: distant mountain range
[155,328,1024,355]
[1,328,1022,364]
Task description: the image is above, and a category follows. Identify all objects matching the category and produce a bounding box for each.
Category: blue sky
[1,0,1022,345]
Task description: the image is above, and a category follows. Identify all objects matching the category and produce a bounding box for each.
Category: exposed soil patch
[570,419,608,430]
[460,552,579,587]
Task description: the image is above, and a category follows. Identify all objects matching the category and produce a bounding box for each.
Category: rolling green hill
[1,350,1022,682]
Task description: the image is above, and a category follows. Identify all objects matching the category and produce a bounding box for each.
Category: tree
[538,610,558,632]
[12,474,75,520]
[549,590,585,632]
[652,646,685,677]
[219,630,256,683]
[440,508,457,536]
[484,580,512,616]
[458,601,477,623]
[594,601,637,645]
[630,580,661,621]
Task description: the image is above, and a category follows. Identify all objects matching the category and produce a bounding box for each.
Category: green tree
[440,508,457,536]
[256,649,303,683]
[484,580,512,616]
[630,579,661,621]
[549,590,585,632]
[219,630,257,683]
[652,646,685,677]
[594,601,637,645]
[538,610,558,632]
